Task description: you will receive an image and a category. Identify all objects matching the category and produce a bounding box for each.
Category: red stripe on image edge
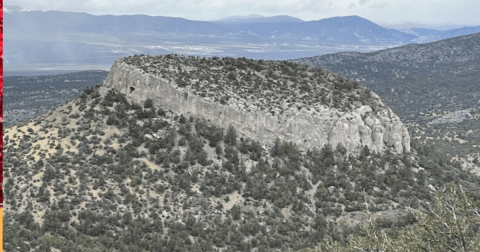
[0,0,3,206]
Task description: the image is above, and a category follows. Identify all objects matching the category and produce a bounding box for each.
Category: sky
[4,0,480,26]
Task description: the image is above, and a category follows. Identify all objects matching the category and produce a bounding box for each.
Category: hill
[4,55,480,251]
[291,32,480,172]
[102,54,410,154]
[291,32,480,122]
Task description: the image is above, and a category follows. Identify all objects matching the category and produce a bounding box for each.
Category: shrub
[144,98,154,108]
[157,108,167,117]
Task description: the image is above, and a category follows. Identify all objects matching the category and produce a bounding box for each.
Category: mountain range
[5,9,480,67]
[5,11,412,43]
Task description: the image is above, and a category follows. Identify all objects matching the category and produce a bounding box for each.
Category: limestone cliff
[100,57,410,154]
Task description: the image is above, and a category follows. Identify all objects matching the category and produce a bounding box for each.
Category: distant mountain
[292,32,480,70]
[6,9,479,44]
[282,15,416,43]
[378,22,427,30]
[380,22,467,31]
[212,15,416,43]
[5,10,230,36]
[410,26,480,43]
[291,32,480,123]
[6,9,480,67]
[213,14,304,24]
[409,28,443,36]
[4,10,231,65]
[381,22,480,43]
[5,10,414,44]
[5,10,422,66]
[428,24,473,31]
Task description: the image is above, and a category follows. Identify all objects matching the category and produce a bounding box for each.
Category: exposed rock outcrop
[101,59,410,154]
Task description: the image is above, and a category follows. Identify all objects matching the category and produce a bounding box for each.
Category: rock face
[101,59,410,154]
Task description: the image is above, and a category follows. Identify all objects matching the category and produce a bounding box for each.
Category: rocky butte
[100,54,410,154]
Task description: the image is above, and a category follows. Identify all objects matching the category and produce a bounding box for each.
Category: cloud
[369,1,389,9]
[358,0,368,5]
[348,2,356,9]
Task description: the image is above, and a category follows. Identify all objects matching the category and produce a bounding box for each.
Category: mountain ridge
[7,10,480,67]
[8,10,479,45]
[291,32,480,78]
[4,11,415,43]
[101,54,411,154]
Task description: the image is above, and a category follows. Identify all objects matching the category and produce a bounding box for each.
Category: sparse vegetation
[3,55,480,252]
[122,54,377,117]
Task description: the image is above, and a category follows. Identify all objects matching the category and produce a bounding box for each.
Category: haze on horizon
[4,0,480,27]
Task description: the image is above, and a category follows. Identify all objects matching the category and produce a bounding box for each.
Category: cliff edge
[100,55,410,154]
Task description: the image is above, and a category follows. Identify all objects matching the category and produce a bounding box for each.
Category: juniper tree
[224,125,237,146]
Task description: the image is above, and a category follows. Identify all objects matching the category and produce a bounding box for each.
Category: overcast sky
[5,0,480,26]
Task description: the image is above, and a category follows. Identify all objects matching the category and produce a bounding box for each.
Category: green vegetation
[123,54,380,116]
[3,55,480,251]
[320,183,480,252]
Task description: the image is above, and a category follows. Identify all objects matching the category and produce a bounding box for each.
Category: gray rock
[101,59,411,154]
